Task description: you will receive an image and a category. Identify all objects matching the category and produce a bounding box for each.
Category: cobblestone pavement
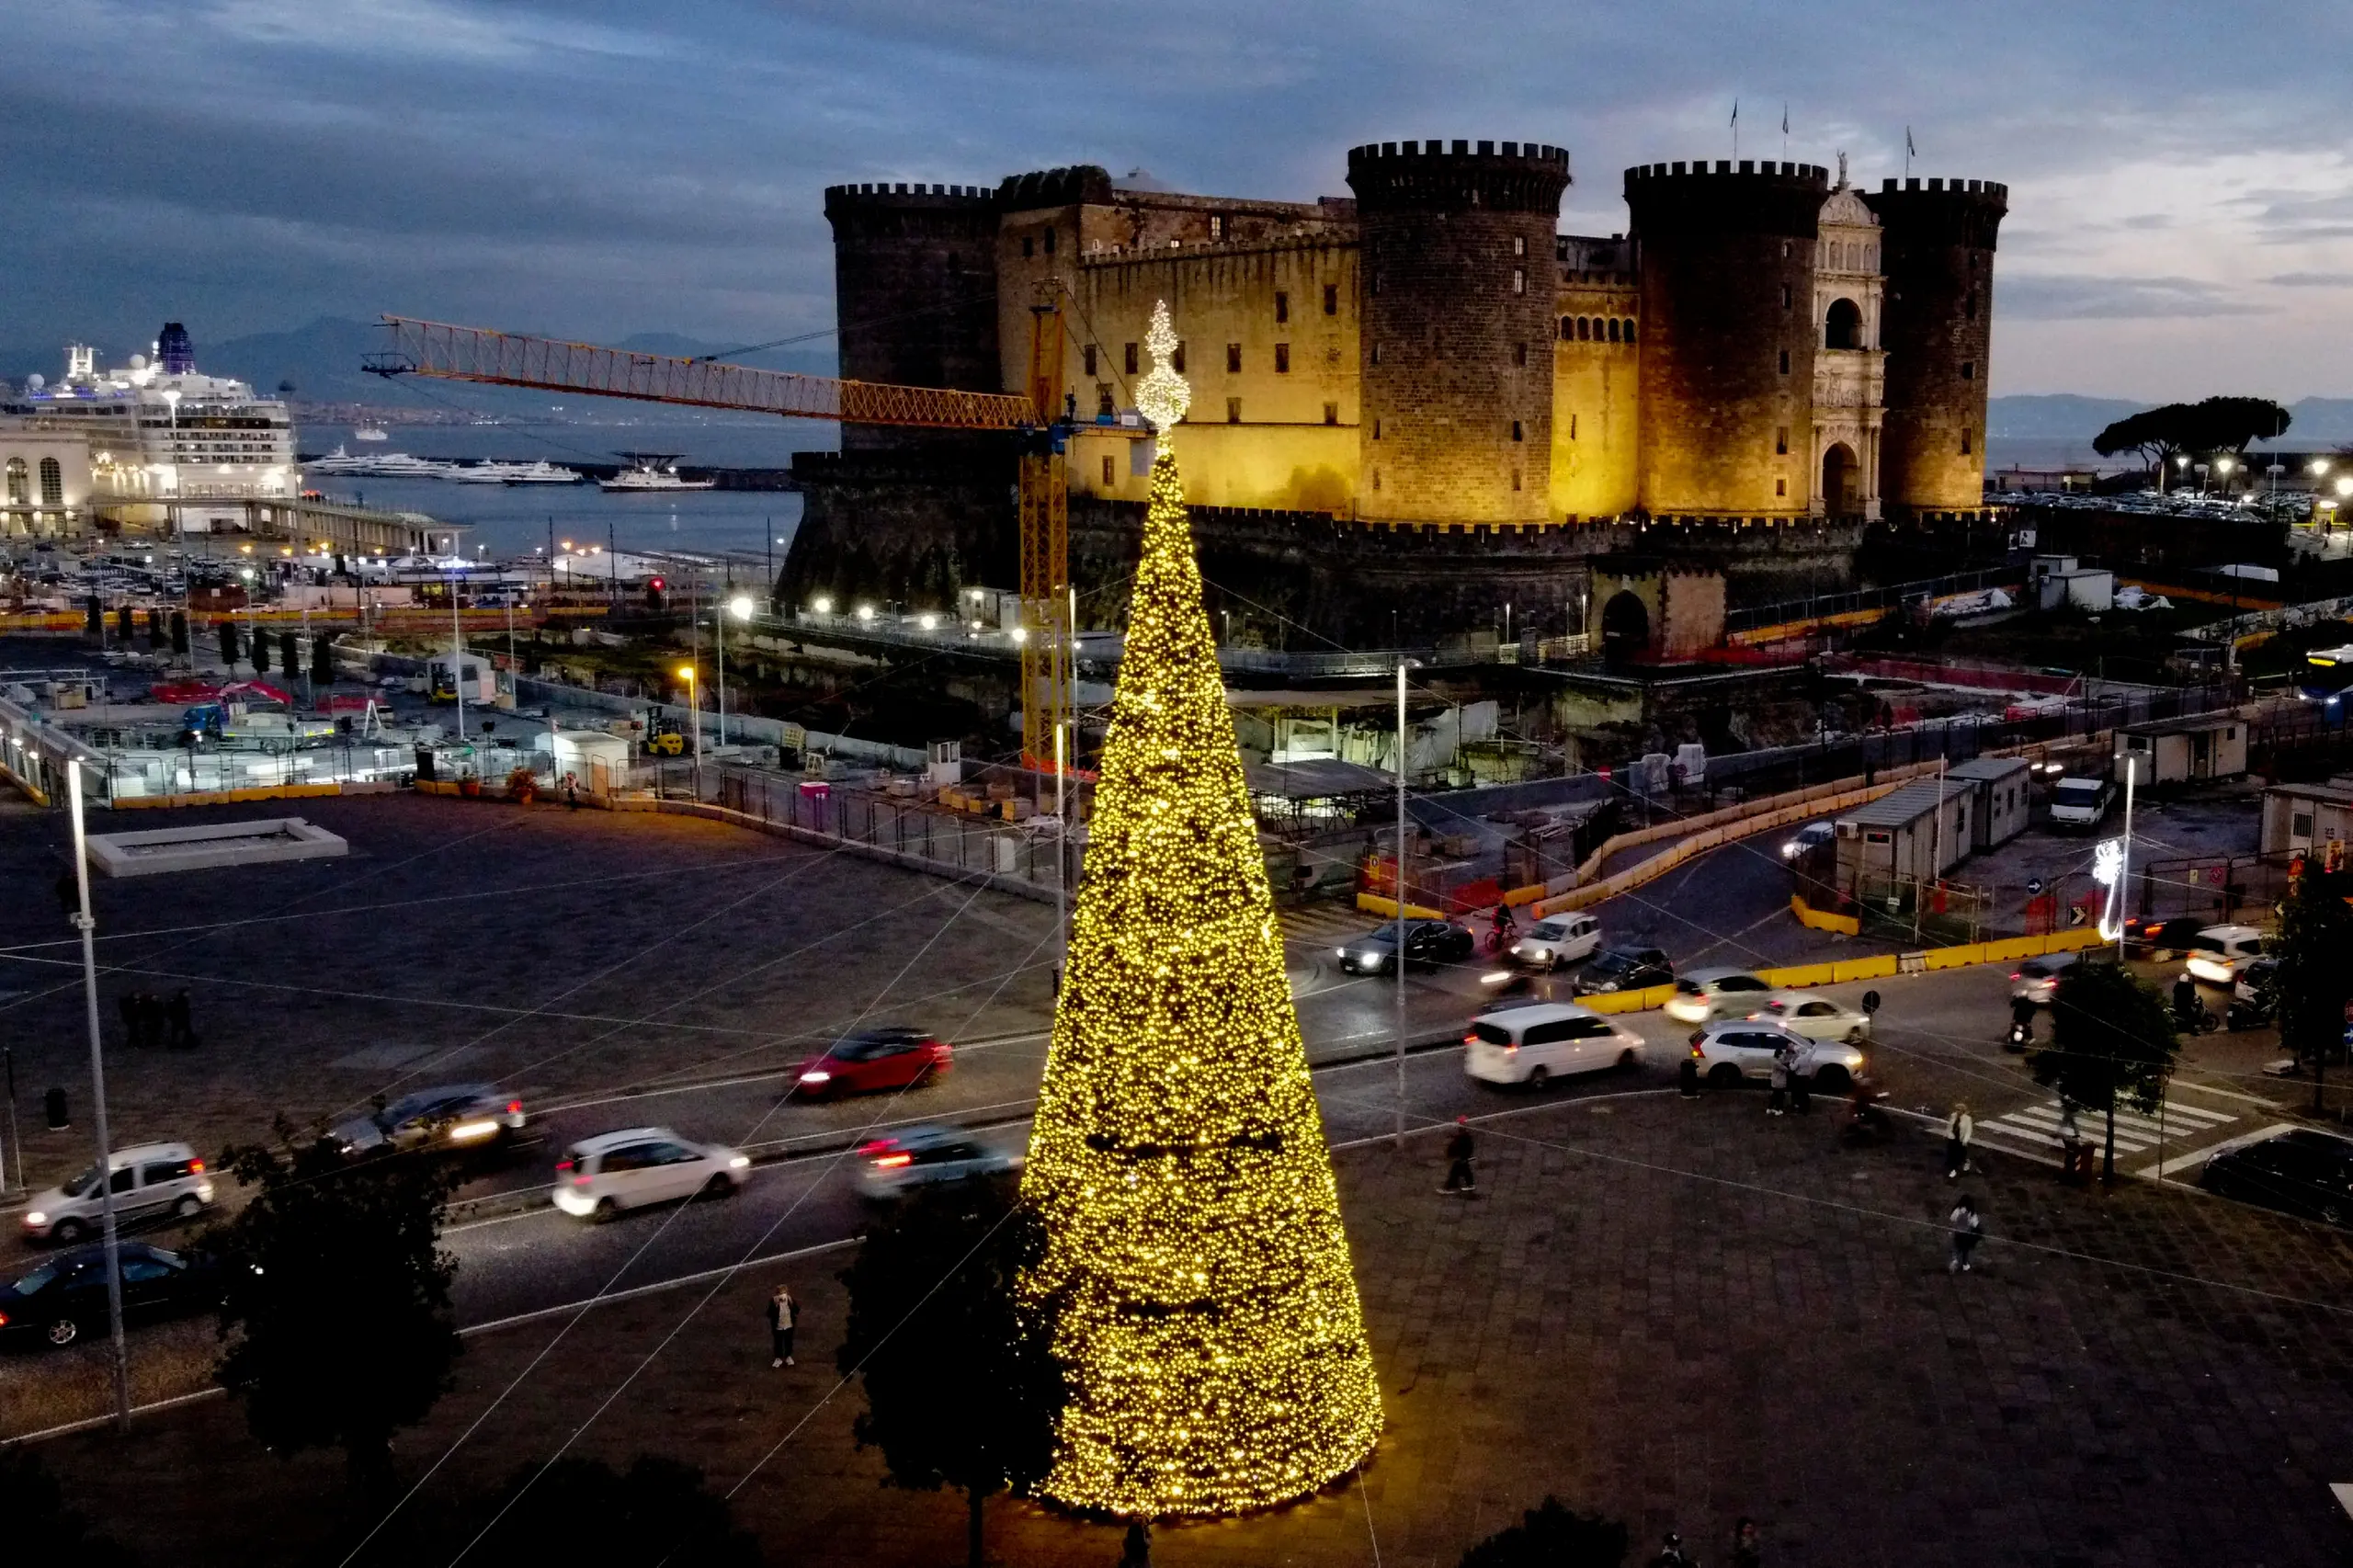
[26,1087,2353,1568]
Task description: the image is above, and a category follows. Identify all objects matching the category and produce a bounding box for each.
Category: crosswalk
[1977,1096,2237,1156]
[1279,903,1382,951]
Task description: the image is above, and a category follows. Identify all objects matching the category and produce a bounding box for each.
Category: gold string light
[1019,301,1381,1517]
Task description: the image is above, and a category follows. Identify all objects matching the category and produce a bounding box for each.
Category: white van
[1510,913,1603,970]
[1463,1003,1643,1087]
[552,1128,748,1221]
[20,1142,214,1243]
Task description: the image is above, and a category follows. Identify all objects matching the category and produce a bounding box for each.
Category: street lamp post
[676,665,700,795]
[65,761,131,1432]
[722,594,755,747]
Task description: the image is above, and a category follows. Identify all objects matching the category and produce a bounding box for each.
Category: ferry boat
[601,453,715,492]
[354,425,390,442]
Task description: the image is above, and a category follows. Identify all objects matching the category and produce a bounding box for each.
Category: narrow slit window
[1225,342,1242,374]
[1274,290,1290,324]
[1323,283,1339,315]
[1324,402,1339,426]
[1124,342,1139,376]
[1274,343,1290,373]
[1227,398,1243,424]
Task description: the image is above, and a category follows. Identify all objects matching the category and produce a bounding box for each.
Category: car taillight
[857,1139,892,1155]
[1462,1031,1479,1046]
[506,1100,522,1116]
[189,1158,205,1175]
[556,1159,573,1173]
[2009,971,2022,981]
[873,1153,913,1169]
[0,1311,9,1326]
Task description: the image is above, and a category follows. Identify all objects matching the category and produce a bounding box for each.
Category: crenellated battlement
[1877,176,2009,201]
[823,181,998,211]
[996,165,1116,211]
[1625,159,1830,187]
[1346,140,1571,214]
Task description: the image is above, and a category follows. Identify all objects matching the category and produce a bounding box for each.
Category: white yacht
[354,425,390,442]
[601,453,714,492]
[504,460,581,485]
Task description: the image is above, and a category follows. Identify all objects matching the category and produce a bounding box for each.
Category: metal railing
[1723,567,2018,632]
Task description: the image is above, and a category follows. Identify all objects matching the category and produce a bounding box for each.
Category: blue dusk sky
[7,0,2353,399]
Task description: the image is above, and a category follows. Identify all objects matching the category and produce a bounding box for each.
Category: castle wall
[1624,161,1828,518]
[1867,177,2007,517]
[1349,141,1570,527]
[824,183,1005,453]
[1550,271,1643,520]
[1069,238,1360,512]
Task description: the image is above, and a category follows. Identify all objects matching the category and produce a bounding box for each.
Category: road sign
[2026,877,2045,896]
[2069,904,2088,926]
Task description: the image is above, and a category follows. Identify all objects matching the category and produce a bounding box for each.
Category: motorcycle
[2225,992,2275,1032]
[1840,1088,1896,1147]
[2172,996,2218,1036]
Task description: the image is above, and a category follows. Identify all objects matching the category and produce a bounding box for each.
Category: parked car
[2184,925,2268,988]
[552,1128,749,1221]
[1779,821,1835,861]
[1664,967,1776,1025]
[2047,776,2116,828]
[1334,918,1474,977]
[1509,913,1603,970]
[0,1244,221,1349]
[20,1142,213,1244]
[2234,954,2279,1007]
[2124,915,2205,961]
[1688,1020,1870,1091]
[1571,946,1673,996]
[331,1085,525,1159]
[855,1125,1020,1201]
[1462,1003,1643,1087]
[788,1027,953,1098]
[1744,992,1873,1044]
[2200,1129,2353,1228]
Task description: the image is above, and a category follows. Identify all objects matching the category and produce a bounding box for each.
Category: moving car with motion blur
[1664,967,1775,1025]
[330,1085,527,1159]
[855,1125,1020,1201]
[787,1027,953,1099]
[1334,918,1475,977]
[1688,1019,1870,1091]
[19,1142,212,1244]
[2200,1129,2353,1228]
[2184,925,2268,988]
[1779,822,1834,861]
[0,1243,222,1349]
[2010,951,2112,1006]
[1509,913,1603,971]
[1571,946,1672,997]
[552,1128,750,1221]
[1744,992,1873,1044]
[1462,1003,1643,1087]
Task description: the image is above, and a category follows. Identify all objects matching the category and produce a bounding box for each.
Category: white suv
[21,1142,214,1244]
[552,1128,749,1221]
[1509,914,1603,970]
[1688,1020,1869,1092]
[2185,925,2267,987]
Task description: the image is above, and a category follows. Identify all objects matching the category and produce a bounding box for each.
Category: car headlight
[728,1155,750,1169]
[799,1070,832,1084]
[23,1211,45,1226]
[447,1119,501,1142]
[1591,979,1620,993]
[1335,947,1348,959]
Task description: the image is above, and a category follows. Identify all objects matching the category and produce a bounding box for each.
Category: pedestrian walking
[1118,1521,1152,1568]
[1730,1517,1762,1568]
[2057,1099,2086,1183]
[1440,1116,1477,1195]
[165,988,196,1051]
[1944,1101,1973,1179]
[563,772,580,810]
[1948,1194,1983,1273]
[767,1283,798,1367]
[1767,1051,1790,1116]
[1650,1531,1695,1568]
[1678,1054,1700,1099]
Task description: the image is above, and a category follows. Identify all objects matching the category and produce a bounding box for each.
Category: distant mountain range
[1990,393,2353,447]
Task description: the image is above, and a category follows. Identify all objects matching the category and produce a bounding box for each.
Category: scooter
[2173,996,2218,1036]
[2225,992,2275,1032]
[2004,1017,2033,1053]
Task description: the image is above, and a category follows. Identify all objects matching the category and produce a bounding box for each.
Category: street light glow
[676,665,695,683]
[727,594,755,619]
[855,604,875,621]
[812,595,833,614]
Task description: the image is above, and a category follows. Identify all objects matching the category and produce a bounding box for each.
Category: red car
[787,1028,952,1099]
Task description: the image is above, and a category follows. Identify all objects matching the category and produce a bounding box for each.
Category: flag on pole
[1906,126,1916,157]
[1781,105,1789,135]
[1731,100,1739,127]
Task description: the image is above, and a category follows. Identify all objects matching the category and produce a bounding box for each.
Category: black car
[1333,918,1474,976]
[1572,946,1674,996]
[0,1243,221,1350]
[2126,915,2206,961]
[2200,1129,2353,1228]
[329,1083,527,1159]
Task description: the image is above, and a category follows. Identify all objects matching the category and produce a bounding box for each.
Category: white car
[1779,822,1834,860]
[552,1128,749,1221]
[21,1142,213,1243]
[1743,991,1873,1044]
[1463,1003,1643,1087]
[1664,967,1775,1025]
[1688,1019,1869,1091]
[1509,913,1603,970]
[2184,925,2267,987]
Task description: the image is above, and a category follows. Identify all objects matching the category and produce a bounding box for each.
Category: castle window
[1782,282,1792,311]
[1576,317,1590,341]
[1084,345,1098,378]
[1098,387,1115,417]
[1512,267,1527,295]
[1371,272,1382,296]
[1513,235,1527,256]
[1324,402,1339,426]
[1560,317,1573,341]
[1373,418,1382,439]
[1103,456,1116,487]
[1043,228,1055,255]
[1965,290,1980,321]
[1776,426,1789,456]
[1227,398,1243,425]
[947,252,961,273]
[1125,342,1140,376]
[1022,236,1035,258]
[1961,360,1975,381]
[1624,320,1636,344]
[1824,298,1863,350]
[1173,341,1186,374]
[1513,342,1528,367]
[1513,470,1523,490]
[1570,414,1578,439]
[1274,343,1290,373]
[1961,428,1973,456]
[1324,283,1339,315]
[1275,290,1290,324]
[1372,469,1381,492]
[1607,318,1621,343]
[1370,343,1381,365]
[1777,478,1788,497]
[1779,348,1791,375]
[1209,214,1224,240]
[1511,420,1524,442]
[1225,343,1242,374]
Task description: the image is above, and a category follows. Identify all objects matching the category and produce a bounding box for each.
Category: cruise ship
[3,324,297,531]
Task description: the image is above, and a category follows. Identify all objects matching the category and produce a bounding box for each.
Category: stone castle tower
[1868,177,2009,516]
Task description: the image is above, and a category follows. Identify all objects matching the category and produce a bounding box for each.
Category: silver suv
[1688,1020,1869,1092]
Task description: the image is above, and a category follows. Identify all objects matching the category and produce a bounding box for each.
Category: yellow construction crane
[366,310,1101,769]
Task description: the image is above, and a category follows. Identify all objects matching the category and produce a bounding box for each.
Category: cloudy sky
[8,0,2353,398]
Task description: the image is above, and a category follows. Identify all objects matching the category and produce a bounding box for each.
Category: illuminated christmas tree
[1019,301,1382,1517]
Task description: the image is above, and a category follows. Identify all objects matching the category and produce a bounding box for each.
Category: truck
[2047,775,2116,829]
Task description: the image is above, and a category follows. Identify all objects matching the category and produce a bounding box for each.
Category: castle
[790,140,2006,653]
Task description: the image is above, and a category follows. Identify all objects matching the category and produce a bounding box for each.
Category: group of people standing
[118,988,198,1051]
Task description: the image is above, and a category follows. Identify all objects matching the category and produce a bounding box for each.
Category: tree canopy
[2031,960,2180,1176]
[0,1451,140,1567]
[469,1455,760,1567]
[207,1124,462,1483]
[839,1180,1065,1568]
[2093,397,2294,474]
[1460,1496,1630,1568]
[2271,872,2353,1091]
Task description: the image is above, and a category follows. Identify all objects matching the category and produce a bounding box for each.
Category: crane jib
[372,316,1038,430]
